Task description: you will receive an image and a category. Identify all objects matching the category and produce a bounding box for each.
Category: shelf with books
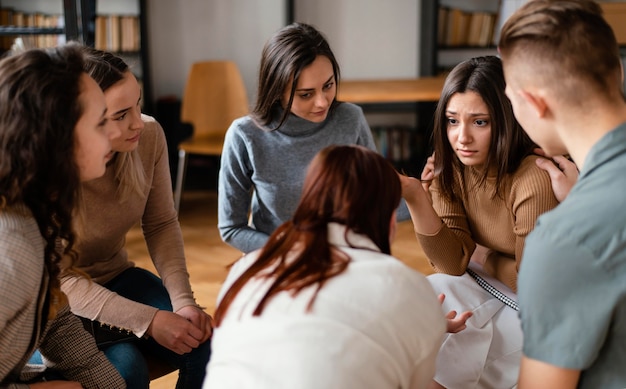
[437,4,499,49]
[421,0,502,76]
[90,0,152,113]
[94,14,140,54]
[0,0,152,114]
[0,2,69,52]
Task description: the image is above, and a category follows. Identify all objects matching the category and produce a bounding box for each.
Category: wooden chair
[173,61,249,212]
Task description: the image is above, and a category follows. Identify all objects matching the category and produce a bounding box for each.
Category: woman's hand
[176,305,213,343]
[439,293,473,333]
[534,148,578,202]
[147,310,205,354]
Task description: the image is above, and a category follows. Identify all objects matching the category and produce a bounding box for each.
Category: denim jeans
[102,267,212,389]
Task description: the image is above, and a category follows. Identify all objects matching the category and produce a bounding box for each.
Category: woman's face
[283,55,336,123]
[446,91,492,167]
[74,73,119,181]
[104,71,144,152]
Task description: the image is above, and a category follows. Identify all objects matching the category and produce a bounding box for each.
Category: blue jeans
[102,267,211,389]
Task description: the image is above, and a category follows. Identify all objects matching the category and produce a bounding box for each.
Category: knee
[104,342,150,389]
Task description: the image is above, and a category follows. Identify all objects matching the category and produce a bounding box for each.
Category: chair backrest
[180,61,249,138]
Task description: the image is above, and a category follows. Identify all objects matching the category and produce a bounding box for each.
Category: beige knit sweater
[417,155,559,292]
[60,115,197,337]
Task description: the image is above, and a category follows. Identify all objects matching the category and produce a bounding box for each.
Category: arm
[353,112,412,222]
[409,346,438,389]
[38,305,126,389]
[400,173,476,275]
[218,121,270,252]
[60,273,157,337]
[509,157,560,274]
[519,227,612,387]
[138,119,212,339]
[518,356,580,389]
[141,119,198,312]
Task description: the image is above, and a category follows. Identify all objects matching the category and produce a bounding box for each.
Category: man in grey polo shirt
[498,1,626,388]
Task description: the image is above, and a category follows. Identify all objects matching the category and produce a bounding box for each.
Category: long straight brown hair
[252,22,341,130]
[432,56,535,201]
[214,145,401,325]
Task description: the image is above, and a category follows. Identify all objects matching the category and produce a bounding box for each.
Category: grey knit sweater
[218,103,377,253]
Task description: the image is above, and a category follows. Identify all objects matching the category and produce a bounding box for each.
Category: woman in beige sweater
[401,56,559,389]
[58,47,212,389]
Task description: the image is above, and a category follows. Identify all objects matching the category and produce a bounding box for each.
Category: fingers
[552,155,579,176]
[438,293,445,305]
[533,147,547,157]
[535,157,564,180]
[421,154,436,181]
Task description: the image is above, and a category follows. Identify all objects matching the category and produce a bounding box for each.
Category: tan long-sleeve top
[60,115,197,337]
[417,155,559,292]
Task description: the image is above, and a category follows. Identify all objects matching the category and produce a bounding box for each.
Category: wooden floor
[128,190,433,388]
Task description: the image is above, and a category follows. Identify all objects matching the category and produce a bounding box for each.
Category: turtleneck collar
[266,106,332,137]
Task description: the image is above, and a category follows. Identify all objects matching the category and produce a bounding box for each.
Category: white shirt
[204,223,446,389]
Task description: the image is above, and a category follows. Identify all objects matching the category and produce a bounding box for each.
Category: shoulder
[510,155,555,196]
[342,249,436,300]
[139,114,166,143]
[223,116,260,145]
[227,115,258,134]
[339,250,446,336]
[513,155,550,181]
[131,114,166,153]
[331,102,365,120]
[0,210,43,293]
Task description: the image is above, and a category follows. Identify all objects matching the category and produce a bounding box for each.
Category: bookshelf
[0,0,78,51]
[420,0,502,77]
[0,0,152,114]
[92,0,152,113]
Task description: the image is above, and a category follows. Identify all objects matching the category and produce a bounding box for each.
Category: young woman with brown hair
[207,145,446,388]
[401,56,559,388]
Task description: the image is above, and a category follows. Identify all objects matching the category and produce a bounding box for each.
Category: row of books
[94,15,141,53]
[0,8,65,50]
[438,6,499,47]
[371,126,428,165]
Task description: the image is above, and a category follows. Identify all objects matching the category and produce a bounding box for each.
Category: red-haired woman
[205,145,446,389]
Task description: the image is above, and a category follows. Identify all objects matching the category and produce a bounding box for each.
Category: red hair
[214,145,401,325]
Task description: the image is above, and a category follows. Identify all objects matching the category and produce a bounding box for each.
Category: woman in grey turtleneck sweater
[218,22,377,253]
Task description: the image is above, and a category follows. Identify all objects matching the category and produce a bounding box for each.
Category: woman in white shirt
[204,145,446,389]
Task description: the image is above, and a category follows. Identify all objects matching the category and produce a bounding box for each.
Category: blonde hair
[113,147,147,203]
[80,45,147,203]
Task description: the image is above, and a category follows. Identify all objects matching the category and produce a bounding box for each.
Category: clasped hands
[147,305,213,355]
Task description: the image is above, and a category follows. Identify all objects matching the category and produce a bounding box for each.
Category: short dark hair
[498,0,623,103]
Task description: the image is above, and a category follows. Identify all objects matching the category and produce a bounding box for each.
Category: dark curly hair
[0,45,86,319]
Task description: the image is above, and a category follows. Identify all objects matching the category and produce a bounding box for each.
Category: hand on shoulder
[534,148,579,202]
